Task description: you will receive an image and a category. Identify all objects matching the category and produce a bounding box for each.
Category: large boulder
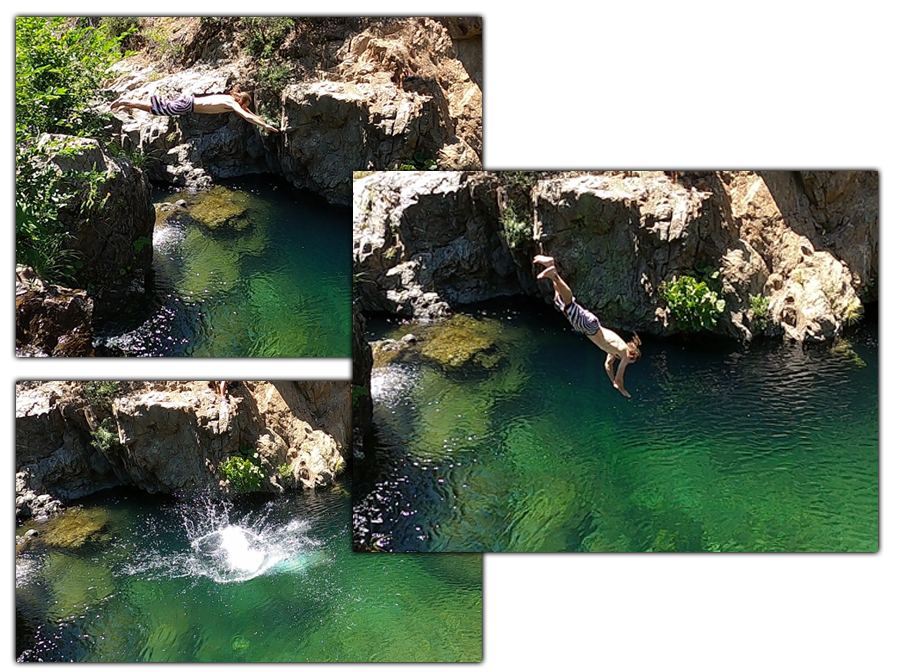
[353,171,517,317]
[15,267,96,357]
[33,134,155,299]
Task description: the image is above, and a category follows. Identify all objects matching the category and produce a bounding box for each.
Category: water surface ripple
[353,301,878,552]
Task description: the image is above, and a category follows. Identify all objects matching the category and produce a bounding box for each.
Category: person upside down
[110,89,279,132]
[534,255,641,398]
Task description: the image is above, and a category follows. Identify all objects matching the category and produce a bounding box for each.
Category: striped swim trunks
[150,94,194,116]
[554,294,600,336]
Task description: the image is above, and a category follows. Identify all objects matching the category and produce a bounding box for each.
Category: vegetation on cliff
[15,18,132,284]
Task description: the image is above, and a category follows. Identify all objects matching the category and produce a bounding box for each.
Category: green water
[353,300,879,552]
[94,177,351,357]
[16,486,482,662]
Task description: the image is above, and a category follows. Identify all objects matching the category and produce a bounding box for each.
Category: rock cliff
[106,17,483,204]
[28,135,155,299]
[352,170,877,342]
[16,381,350,521]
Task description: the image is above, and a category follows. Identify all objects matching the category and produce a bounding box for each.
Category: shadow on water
[354,299,879,552]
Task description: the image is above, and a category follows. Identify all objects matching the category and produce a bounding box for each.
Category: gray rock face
[353,171,519,317]
[33,135,156,299]
[352,170,877,342]
[15,381,350,513]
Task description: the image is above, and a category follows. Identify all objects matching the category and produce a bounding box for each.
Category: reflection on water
[94,177,351,357]
[16,487,482,662]
[353,300,879,552]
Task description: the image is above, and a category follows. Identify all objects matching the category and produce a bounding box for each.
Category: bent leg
[536,265,574,307]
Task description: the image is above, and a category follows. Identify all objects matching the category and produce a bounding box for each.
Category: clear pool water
[94,177,351,357]
[353,300,878,552]
[16,485,482,662]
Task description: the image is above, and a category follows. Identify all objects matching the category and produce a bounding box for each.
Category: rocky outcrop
[106,17,482,205]
[15,381,350,518]
[353,171,520,317]
[352,170,878,342]
[15,266,96,357]
[29,135,156,299]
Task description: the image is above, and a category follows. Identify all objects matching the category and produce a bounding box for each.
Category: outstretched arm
[613,357,631,398]
[229,101,279,132]
[604,353,616,386]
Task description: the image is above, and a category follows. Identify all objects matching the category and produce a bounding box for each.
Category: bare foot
[536,265,558,280]
[533,255,555,267]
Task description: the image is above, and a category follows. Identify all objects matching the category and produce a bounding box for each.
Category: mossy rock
[188,186,253,231]
[419,315,502,369]
[24,507,111,550]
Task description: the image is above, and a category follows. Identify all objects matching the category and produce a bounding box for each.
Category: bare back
[192,94,240,114]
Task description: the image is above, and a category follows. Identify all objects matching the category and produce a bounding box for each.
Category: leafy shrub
[220,454,265,493]
[275,463,293,482]
[16,18,130,284]
[16,17,130,140]
[352,384,369,406]
[90,417,120,453]
[659,275,726,332]
[84,381,120,406]
[240,17,297,58]
[749,293,769,321]
[499,204,531,250]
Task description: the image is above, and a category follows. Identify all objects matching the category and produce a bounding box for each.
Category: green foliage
[259,61,292,89]
[133,236,152,255]
[352,384,369,405]
[16,17,131,140]
[659,275,726,332]
[220,453,265,493]
[499,204,532,250]
[15,147,82,284]
[395,152,438,171]
[749,293,769,321]
[275,463,293,482]
[90,417,121,453]
[240,17,297,58]
[500,171,541,191]
[84,381,120,406]
[16,17,130,285]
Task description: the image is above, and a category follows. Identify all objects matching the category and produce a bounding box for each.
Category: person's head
[231,91,252,110]
[626,333,642,363]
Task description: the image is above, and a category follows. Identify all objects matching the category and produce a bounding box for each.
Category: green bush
[749,293,769,321]
[16,17,130,140]
[84,381,120,406]
[499,204,531,250]
[239,17,297,58]
[90,417,121,453]
[220,454,265,493]
[275,463,293,482]
[659,275,726,332]
[16,17,131,285]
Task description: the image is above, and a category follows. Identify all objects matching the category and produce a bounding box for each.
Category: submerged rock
[186,185,254,230]
[18,507,111,551]
[419,315,502,369]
